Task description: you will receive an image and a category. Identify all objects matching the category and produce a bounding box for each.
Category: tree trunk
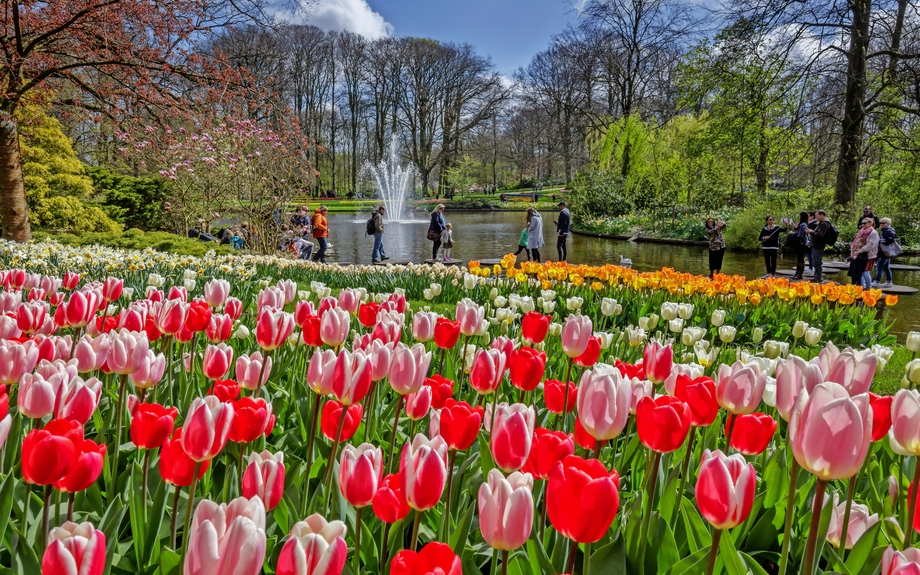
[756,126,769,196]
[0,114,32,241]
[834,0,872,205]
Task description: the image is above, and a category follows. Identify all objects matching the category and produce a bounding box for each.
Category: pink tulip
[203,343,234,380]
[0,339,39,384]
[145,287,164,302]
[74,335,109,373]
[0,290,21,314]
[256,308,295,351]
[0,314,22,340]
[366,340,394,382]
[118,304,146,332]
[825,349,877,396]
[789,382,871,480]
[105,329,150,375]
[643,340,673,384]
[182,395,235,462]
[206,313,233,343]
[64,289,103,328]
[490,403,536,472]
[576,364,631,441]
[203,279,231,308]
[63,272,81,290]
[102,277,123,303]
[307,348,337,396]
[184,496,266,575]
[156,299,189,336]
[34,334,70,363]
[825,493,878,549]
[320,308,350,348]
[16,301,48,334]
[242,450,285,511]
[478,469,534,551]
[42,521,106,575]
[412,311,437,343]
[882,547,920,575]
[456,299,485,337]
[371,316,402,345]
[469,348,506,395]
[28,288,47,303]
[400,434,449,511]
[774,355,808,421]
[561,314,593,358]
[491,336,516,359]
[338,288,360,314]
[891,389,920,455]
[388,343,432,395]
[56,376,102,424]
[257,286,285,311]
[332,349,372,406]
[236,352,273,391]
[339,443,384,508]
[695,449,756,529]
[277,279,298,305]
[276,514,348,575]
[629,378,654,414]
[294,300,316,327]
[716,361,767,415]
[225,297,243,321]
[18,372,58,419]
[318,296,338,316]
[128,351,166,390]
[405,386,432,420]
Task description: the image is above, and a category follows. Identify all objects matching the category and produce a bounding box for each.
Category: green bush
[39,228,236,257]
[87,166,168,231]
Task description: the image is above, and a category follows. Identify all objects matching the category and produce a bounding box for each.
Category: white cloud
[278,0,393,39]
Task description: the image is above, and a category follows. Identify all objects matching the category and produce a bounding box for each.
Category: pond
[320,210,920,337]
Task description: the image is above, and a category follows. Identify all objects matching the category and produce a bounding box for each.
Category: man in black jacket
[862,206,880,230]
[555,201,571,261]
[805,210,832,283]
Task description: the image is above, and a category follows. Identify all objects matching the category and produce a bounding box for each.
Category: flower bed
[0,240,917,575]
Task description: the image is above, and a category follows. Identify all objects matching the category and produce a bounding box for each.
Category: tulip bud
[184,497,266,575]
[908,332,920,354]
[276,515,347,575]
[478,469,534,551]
[242,450,285,511]
[792,320,808,339]
[42,522,106,575]
[719,325,737,343]
[752,327,764,343]
[805,327,823,346]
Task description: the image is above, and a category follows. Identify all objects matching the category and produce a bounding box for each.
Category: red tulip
[673,374,719,427]
[202,343,234,380]
[373,473,410,524]
[22,419,82,485]
[358,302,379,327]
[726,413,777,455]
[509,346,547,392]
[491,403,536,472]
[276,514,348,575]
[521,311,550,344]
[156,299,188,336]
[695,449,756,529]
[573,418,605,450]
[62,272,81,290]
[433,318,461,349]
[224,297,243,322]
[294,300,316,328]
[430,399,483,451]
[424,375,454,409]
[130,402,178,449]
[470,348,506,395]
[159,428,210,487]
[544,379,577,414]
[547,455,620,543]
[615,359,646,380]
[636,395,691,453]
[229,397,275,443]
[242,450,285,511]
[256,308,295,351]
[206,313,232,343]
[642,341,672,384]
[391,542,461,575]
[400,435,448,511]
[321,401,363,441]
[332,349,373,405]
[101,277,123,303]
[869,393,893,442]
[182,396,234,462]
[301,314,323,347]
[405,386,432,421]
[54,438,106,493]
[42,521,106,575]
[339,443,383,508]
[522,427,575,479]
[208,378,241,402]
[573,336,602,367]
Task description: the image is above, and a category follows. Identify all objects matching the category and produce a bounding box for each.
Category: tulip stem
[141,449,150,524]
[725,412,737,452]
[354,506,363,575]
[566,539,578,574]
[323,406,348,517]
[41,484,52,550]
[380,522,391,573]
[905,458,920,547]
[558,358,574,432]
[438,346,447,375]
[386,395,404,476]
[181,462,203,565]
[839,473,858,560]
[502,549,509,575]
[442,450,458,541]
[637,451,661,575]
[777,457,799,575]
[110,373,129,499]
[254,349,270,399]
[583,542,591,575]
[67,492,75,523]
[705,529,722,575]
[673,429,696,523]
[490,548,499,575]
[801,479,828,575]
[303,394,323,517]
[410,509,422,552]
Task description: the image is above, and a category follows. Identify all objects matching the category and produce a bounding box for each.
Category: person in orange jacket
[312,205,329,263]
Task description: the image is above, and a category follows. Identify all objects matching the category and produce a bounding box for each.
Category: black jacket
[557,208,571,234]
[811,220,832,250]
[759,225,785,249]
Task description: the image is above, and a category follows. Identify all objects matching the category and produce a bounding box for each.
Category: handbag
[881,238,903,258]
[427,229,439,241]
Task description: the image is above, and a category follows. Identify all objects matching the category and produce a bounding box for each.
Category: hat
[558,201,566,206]
[318,205,328,212]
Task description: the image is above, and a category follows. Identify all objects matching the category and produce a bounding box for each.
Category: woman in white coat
[526,207,545,262]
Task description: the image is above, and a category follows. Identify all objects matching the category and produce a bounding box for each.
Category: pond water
[321,211,920,337]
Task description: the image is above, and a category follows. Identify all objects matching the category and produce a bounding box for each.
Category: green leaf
[740,551,772,575]
[478,435,495,477]
[0,473,17,547]
[450,502,476,558]
[666,546,710,575]
[589,533,626,575]
[129,462,146,566]
[763,454,787,509]
[845,520,881,574]
[656,515,681,572]
[681,498,712,553]
[719,531,747,575]
[142,478,170,568]
[159,547,181,575]
[526,534,556,575]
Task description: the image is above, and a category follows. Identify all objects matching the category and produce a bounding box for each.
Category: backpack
[824,224,839,246]
[366,215,376,236]
[784,231,799,249]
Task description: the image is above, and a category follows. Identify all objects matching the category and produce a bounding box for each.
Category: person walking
[372,205,389,263]
[555,201,571,261]
[527,207,545,263]
[513,218,530,261]
[704,217,726,279]
[862,206,880,230]
[758,215,785,277]
[873,218,898,288]
[311,205,329,263]
[440,223,454,261]
[851,218,879,289]
[805,209,833,283]
[785,211,809,279]
[428,204,446,261]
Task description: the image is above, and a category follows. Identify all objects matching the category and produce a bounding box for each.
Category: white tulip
[677,303,695,320]
[660,302,678,321]
[907,332,920,353]
[668,318,684,333]
[718,325,737,343]
[804,327,823,346]
[792,320,808,339]
[711,310,726,327]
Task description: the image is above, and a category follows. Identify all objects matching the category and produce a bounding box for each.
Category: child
[513,227,530,260]
[230,228,244,250]
[440,223,454,261]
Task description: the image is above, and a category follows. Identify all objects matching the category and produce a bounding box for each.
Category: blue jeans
[811,247,824,282]
[372,232,386,261]
[312,237,327,263]
[875,256,892,283]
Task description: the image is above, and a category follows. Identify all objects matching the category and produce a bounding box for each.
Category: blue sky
[298,0,579,75]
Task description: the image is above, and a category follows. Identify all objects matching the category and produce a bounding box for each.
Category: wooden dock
[775,269,840,277]
[823,261,920,271]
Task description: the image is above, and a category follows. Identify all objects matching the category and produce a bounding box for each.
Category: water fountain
[362,135,419,224]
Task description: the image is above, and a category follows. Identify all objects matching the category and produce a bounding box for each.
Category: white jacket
[527,214,544,249]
